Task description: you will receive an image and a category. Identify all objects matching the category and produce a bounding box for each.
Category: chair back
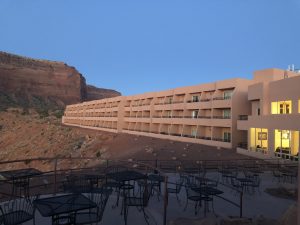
[64,174,93,193]
[0,195,38,224]
[87,189,111,220]
[104,165,128,174]
[137,180,152,207]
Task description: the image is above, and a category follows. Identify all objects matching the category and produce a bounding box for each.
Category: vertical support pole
[239,191,243,218]
[54,158,58,194]
[163,176,168,225]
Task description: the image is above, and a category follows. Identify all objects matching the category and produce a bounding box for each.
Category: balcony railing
[213,96,232,100]
[212,116,231,119]
[237,142,248,149]
[198,116,212,119]
[238,115,248,120]
[200,98,211,102]
[182,134,197,138]
[212,138,231,143]
[197,136,212,140]
[187,99,199,103]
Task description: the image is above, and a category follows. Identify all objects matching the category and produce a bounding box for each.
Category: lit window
[271,100,292,114]
[250,128,268,153]
[275,129,299,159]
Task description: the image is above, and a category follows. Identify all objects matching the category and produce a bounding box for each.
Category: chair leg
[142,208,150,225]
[184,199,188,211]
[124,205,128,225]
[176,193,181,205]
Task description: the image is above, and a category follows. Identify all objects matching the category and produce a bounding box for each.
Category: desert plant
[53,110,64,119]
[96,151,101,158]
[21,107,29,115]
[37,108,49,118]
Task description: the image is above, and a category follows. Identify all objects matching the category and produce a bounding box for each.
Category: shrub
[53,110,64,119]
[37,108,49,118]
[96,151,101,158]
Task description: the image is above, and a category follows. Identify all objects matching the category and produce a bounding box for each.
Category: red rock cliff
[0,51,120,109]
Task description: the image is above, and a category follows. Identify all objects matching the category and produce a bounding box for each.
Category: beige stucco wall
[63,68,300,156]
[237,69,300,160]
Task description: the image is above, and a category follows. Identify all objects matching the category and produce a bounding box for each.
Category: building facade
[237,69,300,161]
[62,68,300,161]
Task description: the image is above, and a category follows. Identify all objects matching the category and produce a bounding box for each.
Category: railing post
[54,158,58,194]
[163,176,168,225]
[239,191,243,218]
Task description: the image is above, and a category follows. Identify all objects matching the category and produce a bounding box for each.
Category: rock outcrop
[0,51,120,110]
[86,85,121,101]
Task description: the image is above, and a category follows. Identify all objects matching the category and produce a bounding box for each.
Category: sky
[0,0,299,95]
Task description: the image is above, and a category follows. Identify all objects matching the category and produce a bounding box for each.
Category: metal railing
[0,157,170,225]
[0,157,297,224]
[238,115,248,120]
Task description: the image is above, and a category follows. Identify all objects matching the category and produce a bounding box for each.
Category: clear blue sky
[0,0,299,95]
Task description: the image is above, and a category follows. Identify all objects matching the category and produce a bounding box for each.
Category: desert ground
[0,109,249,171]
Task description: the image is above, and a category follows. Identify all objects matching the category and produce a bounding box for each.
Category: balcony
[200,98,211,102]
[187,100,199,103]
[238,115,248,120]
[212,138,231,143]
[237,142,248,149]
[197,136,212,140]
[212,116,231,119]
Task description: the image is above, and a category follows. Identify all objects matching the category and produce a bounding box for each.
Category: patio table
[107,170,147,209]
[192,186,224,197]
[107,170,147,183]
[237,177,253,192]
[84,174,105,187]
[0,168,42,180]
[34,193,97,223]
[0,168,42,198]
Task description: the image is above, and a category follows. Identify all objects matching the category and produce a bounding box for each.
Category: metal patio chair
[74,188,112,225]
[0,195,38,225]
[123,180,152,225]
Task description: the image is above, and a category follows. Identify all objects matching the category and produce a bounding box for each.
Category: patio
[0,158,297,225]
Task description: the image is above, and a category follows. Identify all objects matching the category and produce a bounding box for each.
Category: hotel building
[62,68,300,161]
[237,69,300,161]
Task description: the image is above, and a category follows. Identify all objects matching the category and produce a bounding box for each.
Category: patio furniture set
[0,167,164,225]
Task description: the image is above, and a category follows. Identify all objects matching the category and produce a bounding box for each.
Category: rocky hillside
[86,85,120,101]
[0,109,247,171]
[0,51,121,111]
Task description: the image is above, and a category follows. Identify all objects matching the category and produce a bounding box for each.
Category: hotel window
[191,127,197,137]
[223,109,231,119]
[192,95,199,102]
[192,110,199,118]
[250,128,268,153]
[223,132,231,142]
[223,90,233,100]
[271,100,292,114]
[167,111,172,118]
[166,97,173,104]
[274,129,299,159]
[257,108,260,116]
